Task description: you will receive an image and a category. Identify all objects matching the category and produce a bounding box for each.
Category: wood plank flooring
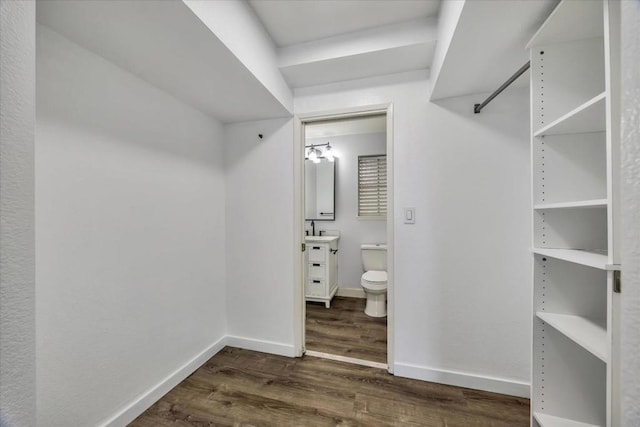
[306,297,387,364]
[131,347,530,426]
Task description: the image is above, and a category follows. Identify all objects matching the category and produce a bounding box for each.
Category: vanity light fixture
[305,142,336,163]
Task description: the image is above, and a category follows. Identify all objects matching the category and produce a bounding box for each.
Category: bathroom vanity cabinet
[305,236,338,308]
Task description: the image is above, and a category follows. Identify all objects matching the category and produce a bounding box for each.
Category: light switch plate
[404,207,415,224]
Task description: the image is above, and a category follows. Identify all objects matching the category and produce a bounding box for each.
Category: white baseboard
[97,336,528,427]
[101,336,227,427]
[336,287,366,298]
[393,362,530,398]
[225,335,296,357]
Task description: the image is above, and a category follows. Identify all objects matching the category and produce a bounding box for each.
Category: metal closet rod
[474,61,531,114]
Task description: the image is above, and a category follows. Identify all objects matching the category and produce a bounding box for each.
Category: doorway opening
[294,105,394,371]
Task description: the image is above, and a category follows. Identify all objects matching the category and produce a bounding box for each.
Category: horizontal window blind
[358,155,387,217]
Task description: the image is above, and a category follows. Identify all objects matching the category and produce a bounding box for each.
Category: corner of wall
[621,1,640,425]
[0,1,36,425]
[101,336,228,427]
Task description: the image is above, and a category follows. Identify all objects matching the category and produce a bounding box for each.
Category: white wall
[224,118,296,356]
[621,1,640,425]
[295,70,532,396]
[307,133,387,290]
[0,1,36,426]
[36,25,227,426]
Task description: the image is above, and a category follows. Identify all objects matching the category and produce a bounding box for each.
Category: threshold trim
[304,350,388,370]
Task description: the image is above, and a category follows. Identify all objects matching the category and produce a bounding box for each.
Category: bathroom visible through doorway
[294,105,394,371]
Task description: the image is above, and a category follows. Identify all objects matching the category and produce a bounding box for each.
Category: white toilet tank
[361,244,387,271]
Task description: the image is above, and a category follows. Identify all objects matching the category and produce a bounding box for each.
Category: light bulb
[308,148,318,162]
[324,145,335,162]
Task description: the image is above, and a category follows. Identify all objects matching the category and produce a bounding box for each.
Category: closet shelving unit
[528,1,620,426]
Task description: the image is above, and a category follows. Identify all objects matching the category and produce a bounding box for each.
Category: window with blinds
[358,155,387,217]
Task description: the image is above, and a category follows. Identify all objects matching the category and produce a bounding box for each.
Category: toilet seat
[361,270,387,290]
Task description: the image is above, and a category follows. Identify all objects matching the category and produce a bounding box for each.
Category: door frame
[293,103,395,372]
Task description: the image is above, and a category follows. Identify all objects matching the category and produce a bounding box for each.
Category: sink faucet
[310,220,315,236]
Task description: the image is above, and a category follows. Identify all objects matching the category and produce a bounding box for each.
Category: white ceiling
[249,0,441,48]
[250,0,441,88]
[251,0,558,96]
[36,0,562,122]
[281,39,436,89]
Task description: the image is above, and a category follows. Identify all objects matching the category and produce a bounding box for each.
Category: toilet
[360,244,387,317]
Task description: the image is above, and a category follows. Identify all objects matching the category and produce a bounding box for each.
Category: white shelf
[530,1,617,425]
[533,412,603,427]
[531,248,616,270]
[527,0,603,48]
[536,312,608,362]
[534,199,607,210]
[534,92,606,137]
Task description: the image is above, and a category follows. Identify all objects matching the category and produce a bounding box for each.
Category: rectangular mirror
[305,158,335,221]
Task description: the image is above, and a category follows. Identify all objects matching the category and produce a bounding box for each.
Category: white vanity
[305,235,338,308]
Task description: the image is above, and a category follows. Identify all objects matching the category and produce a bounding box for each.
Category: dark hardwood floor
[306,296,387,364]
[131,347,530,426]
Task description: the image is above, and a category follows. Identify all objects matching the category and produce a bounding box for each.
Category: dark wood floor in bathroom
[130,347,530,427]
[306,296,387,364]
